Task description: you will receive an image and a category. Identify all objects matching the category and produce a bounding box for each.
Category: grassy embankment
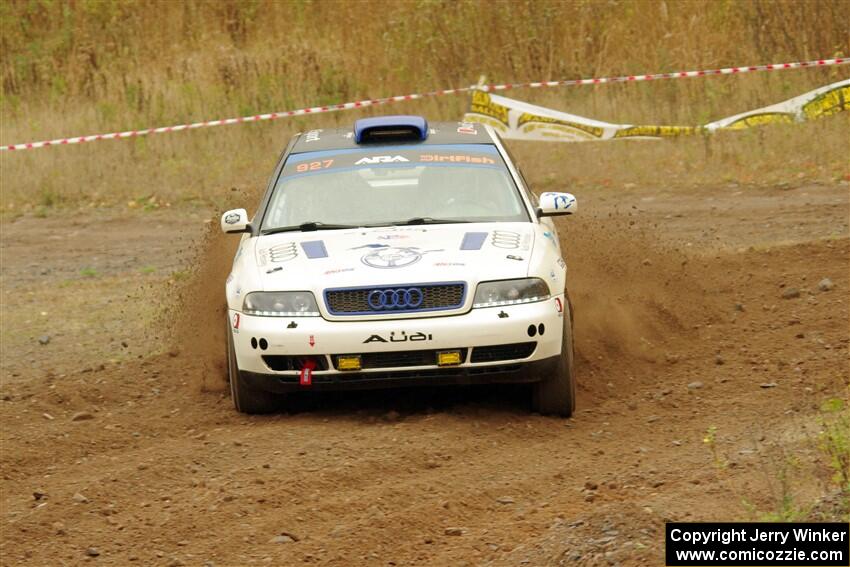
[0,0,848,212]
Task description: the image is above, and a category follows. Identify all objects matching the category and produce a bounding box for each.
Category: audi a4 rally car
[221,116,578,415]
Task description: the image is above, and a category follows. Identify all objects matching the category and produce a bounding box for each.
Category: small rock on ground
[781,288,800,299]
[444,527,465,536]
[71,411,94,422]
[818,278,835,292]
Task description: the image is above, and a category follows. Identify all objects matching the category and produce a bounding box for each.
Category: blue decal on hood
[460,232,488,250]
[301,240,328,259]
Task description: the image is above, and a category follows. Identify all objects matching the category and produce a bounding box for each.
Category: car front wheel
[227,319,279,414]
[530,302,576,417]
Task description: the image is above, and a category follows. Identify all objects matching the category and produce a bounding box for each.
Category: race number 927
[296,159,334,173]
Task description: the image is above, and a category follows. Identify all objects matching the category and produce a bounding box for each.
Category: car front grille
[470,342,537,363]
[332,348,469,370]
[325,282,465,315]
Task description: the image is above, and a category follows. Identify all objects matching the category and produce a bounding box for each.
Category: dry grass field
[1,0,848,210]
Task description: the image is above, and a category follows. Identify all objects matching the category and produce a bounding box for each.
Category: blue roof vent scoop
[354,115,428,143]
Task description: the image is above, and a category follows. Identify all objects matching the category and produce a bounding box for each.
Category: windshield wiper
[395,217,471,226]
[262,222,358,235]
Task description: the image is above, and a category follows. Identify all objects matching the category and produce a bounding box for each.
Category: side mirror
[221,208,250,234]
[537,192,577,217]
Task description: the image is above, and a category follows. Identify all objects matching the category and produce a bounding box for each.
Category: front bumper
[240,355,561,393]
[229,295,566,391]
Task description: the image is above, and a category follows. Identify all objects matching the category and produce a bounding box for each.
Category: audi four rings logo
[367,288,424,310]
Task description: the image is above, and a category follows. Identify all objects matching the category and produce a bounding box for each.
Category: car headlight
[473,278,550,308]
[242,292,320,316]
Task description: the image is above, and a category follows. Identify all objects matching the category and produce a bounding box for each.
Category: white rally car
[221,116,577,415]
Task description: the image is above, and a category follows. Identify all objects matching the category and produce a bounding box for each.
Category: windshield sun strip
[279,161,505,181]
[285,143,499,163]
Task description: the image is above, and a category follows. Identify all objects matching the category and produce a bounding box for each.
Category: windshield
[261,144,529,231]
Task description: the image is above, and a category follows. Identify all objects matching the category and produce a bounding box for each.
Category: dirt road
[1,181,848,566]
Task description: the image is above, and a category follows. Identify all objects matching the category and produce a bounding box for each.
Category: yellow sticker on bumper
[337,355,362,371]
[437,350,462,366]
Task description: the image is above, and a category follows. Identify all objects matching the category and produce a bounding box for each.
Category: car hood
[252,223,536,289]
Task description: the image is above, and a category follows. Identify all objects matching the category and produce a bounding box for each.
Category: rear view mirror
[537,192,577,217]
[221,208,250,234]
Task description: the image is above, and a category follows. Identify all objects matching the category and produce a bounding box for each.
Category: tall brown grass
[0,0,848,210]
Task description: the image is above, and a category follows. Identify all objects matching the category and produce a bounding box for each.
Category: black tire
[530,302,576,417]
[226,320,279,414]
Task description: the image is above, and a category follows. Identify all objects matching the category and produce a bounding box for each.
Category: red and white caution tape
[0,87,470,152]
[2,56,847,152]
[480,57,848,91]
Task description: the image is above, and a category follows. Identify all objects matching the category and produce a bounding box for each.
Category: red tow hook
[299,359,317,387]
